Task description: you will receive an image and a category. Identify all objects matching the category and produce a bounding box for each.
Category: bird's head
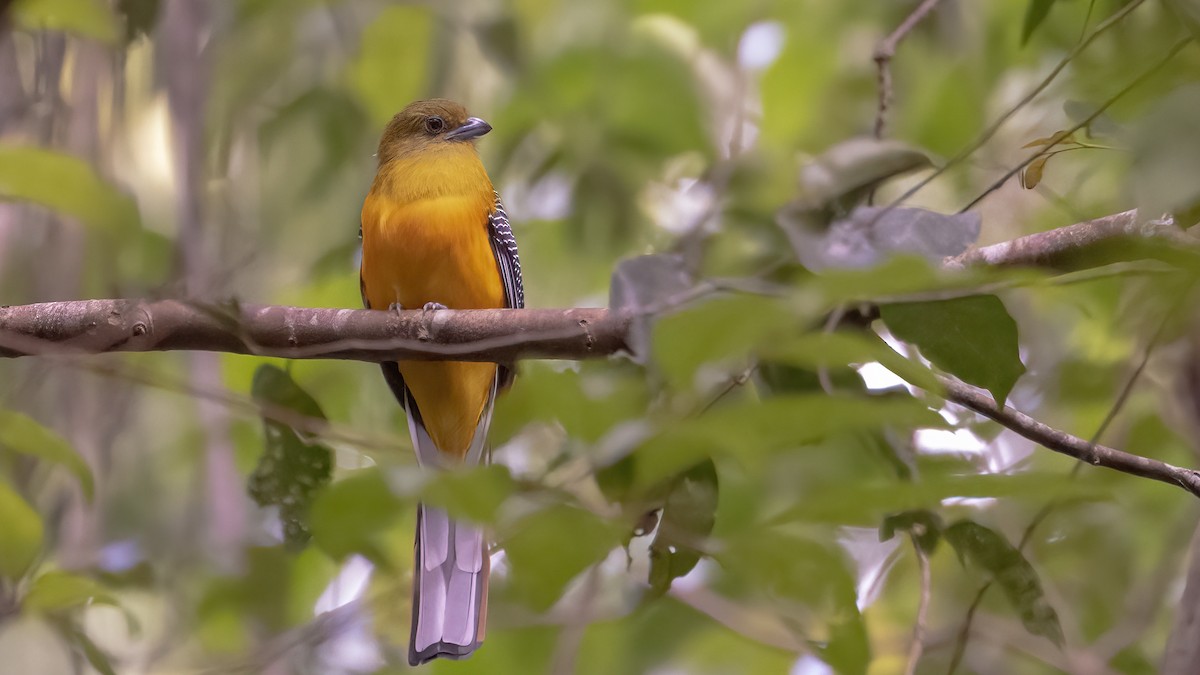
[377,98,492,165]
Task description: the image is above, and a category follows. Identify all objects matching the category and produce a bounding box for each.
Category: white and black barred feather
[488,192,523,390]
[487,191,524,310]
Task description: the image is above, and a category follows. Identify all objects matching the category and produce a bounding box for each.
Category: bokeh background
[2,0,1200,673]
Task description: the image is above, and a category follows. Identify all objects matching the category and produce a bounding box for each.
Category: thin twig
[874,0,946,139]
[549,564,603,675]
[905,533,933,675]
[944,293,1185,673]
[958,37,1192,213]
[885,0,1147,210]
[939,376,1200,497]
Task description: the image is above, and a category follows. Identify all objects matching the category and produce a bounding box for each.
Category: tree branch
[1,208,1199,498]
[939,376,1200,498]
[944,209,1190,269]
[0,301,627,362]
[0,210,1189,364]
[874,0,945,139]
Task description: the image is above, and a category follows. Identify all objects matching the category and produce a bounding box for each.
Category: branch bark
[940,376,1200,498]
[944,209,1191,269]
[1,208,1198,498]
[0,301,626,362]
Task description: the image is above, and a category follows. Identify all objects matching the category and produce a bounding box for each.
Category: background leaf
[1020,0,1058,45]
[309,468,403,564]
[501,505,619,611]
[24,571,117,612]
[0,411,93,502]
[247,365,334,547]
[13,0,120,44]
[881,294,1026,404]
[0,482,44,580]
[648,458,718,597]
[945,520,1064,645]
[0,147,138,231]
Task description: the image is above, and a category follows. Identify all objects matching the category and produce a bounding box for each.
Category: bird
[358,99,523,665]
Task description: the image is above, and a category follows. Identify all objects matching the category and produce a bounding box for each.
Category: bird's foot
[422,302,448,312]
[387,302,405,315]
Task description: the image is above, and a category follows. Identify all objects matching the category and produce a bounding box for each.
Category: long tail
[382,362,495,666]
[409,503,489,665]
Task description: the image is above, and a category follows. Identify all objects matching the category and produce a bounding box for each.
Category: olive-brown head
[376,98,492,165]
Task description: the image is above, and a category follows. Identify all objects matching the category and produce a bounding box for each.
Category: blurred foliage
[247,364,334,547]
[1,0,1200,673]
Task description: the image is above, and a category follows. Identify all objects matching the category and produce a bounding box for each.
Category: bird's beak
[445,117,492,141]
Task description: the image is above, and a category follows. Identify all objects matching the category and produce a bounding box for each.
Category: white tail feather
[410,504,487,664]
[405,381,496,666]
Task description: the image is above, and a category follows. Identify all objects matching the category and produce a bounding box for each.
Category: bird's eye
[425,116,445,134]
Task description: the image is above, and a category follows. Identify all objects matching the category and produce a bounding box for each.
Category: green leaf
[346,6,433,125]
[309,468,404,564]
[810,255,941,304]
[721,531,858,607]
[70,626,117,675]
[501,505,619,611]
[821,610,870,675]
[636,393,948,488]
[251,364,325,419]
[248,365,334,547]
[24,571,117,612]
[783,472,1107,525]
[653,295,810,390]
[881,294,1025,404]
[1020,0,1058,45]
[48,621,119,675]
[0,147,138,231]
[879,510,943,554]
[944,520,1064,645]
[0,481,44,579]
[792,137,932,210]
[421,465,517,525]
[648,459,718,597]
[492,363,650,444]
[13,0,120,44]
[763,328,942,394]
[0,411,93,502]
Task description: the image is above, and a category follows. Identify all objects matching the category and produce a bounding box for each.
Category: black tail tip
[408,641,481,667]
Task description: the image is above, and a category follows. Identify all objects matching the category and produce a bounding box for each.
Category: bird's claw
[387,302,405,315]
[422,302,448,312]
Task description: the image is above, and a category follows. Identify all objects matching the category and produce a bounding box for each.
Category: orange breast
[361,191,504,458]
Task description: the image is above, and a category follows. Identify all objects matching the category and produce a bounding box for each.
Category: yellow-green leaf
[0,411,93,502]
[0,482,44,580]
[1021,154,1049,189]
[0,147,138,231]
[1020,130,1077,149]
[24,570,117,612]
[13,0,120,45]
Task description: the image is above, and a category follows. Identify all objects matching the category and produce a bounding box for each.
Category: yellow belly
[361,192,504,458]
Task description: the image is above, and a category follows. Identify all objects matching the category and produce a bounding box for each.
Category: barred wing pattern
[488,192,524,310]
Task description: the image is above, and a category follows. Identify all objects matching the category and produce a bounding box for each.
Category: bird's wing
[362,231,413,439]
[488,192,524,310]
[487,192,523,390]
